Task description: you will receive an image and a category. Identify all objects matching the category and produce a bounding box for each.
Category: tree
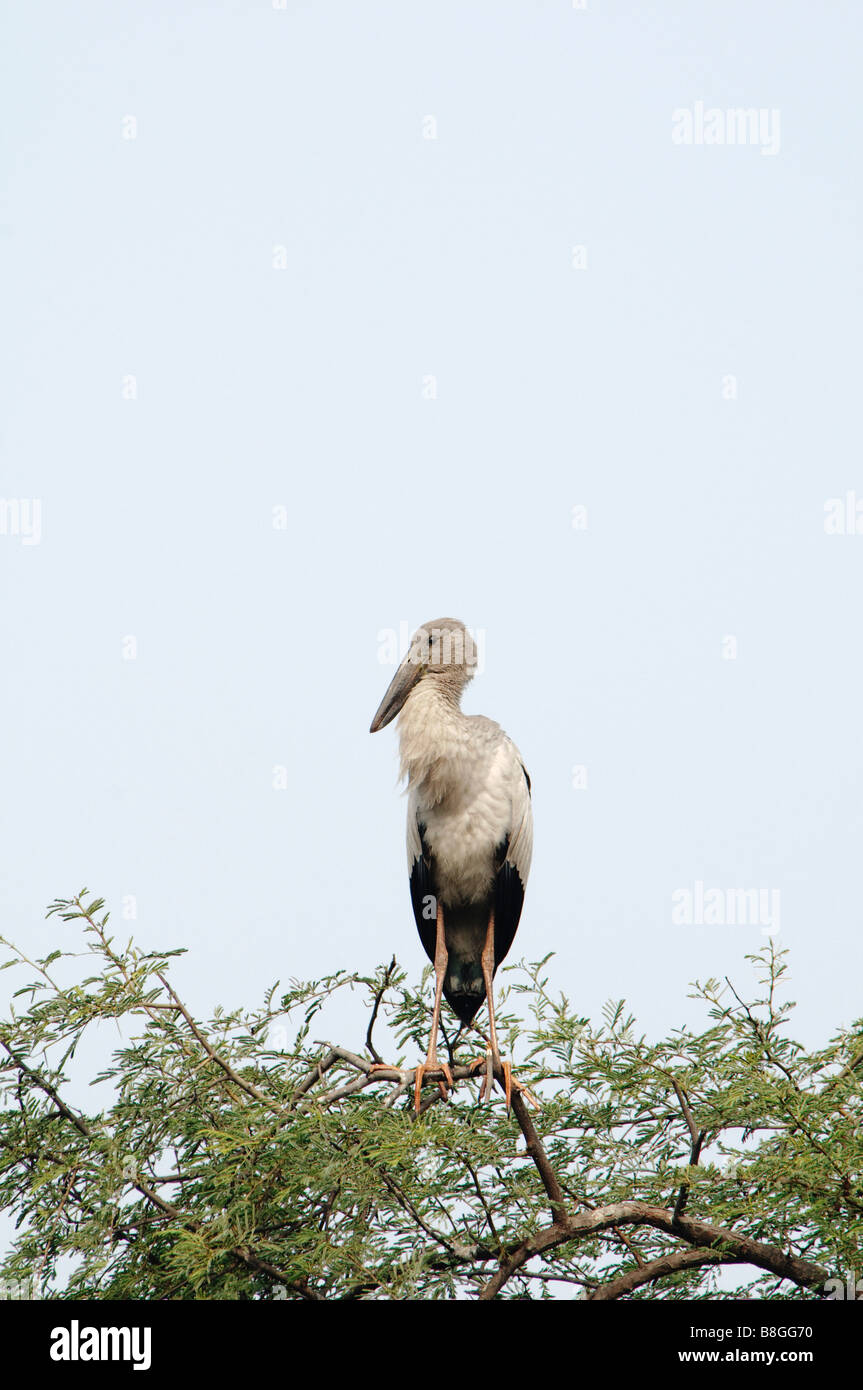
[0,892,860,1300]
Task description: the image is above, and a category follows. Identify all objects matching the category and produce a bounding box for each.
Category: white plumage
[401,686,532,908]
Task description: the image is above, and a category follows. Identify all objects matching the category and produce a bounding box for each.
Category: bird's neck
[397,681,468,804]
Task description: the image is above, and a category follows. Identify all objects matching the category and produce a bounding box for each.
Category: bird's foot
[468,1052,541,1112]
[413,1058,454,1112]
[507,1069,542,1111]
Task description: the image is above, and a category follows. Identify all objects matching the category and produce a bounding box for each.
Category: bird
[370,617,533,1110]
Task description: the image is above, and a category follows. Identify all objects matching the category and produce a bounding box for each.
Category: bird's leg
[413,901,454,1111]
[479,909,506,1105]
[469,909,540,1112]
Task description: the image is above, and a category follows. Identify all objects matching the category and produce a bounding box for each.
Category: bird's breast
[415,771,512,907]
[398,684,523,906]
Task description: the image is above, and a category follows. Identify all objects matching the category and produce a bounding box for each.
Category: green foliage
[0,892,860,1300]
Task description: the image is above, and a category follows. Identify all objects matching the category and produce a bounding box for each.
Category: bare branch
[588,1247,739,1300]
[478,1201,829,1300]
[509,1087,568,1226]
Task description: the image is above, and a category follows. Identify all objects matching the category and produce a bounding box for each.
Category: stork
[370,618,533,1110]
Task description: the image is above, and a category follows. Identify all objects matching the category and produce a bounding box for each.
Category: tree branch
[365,957,397,1066]
[671,1079,707,1222]
[478,1201,829,1300]
[509,1087,568,1226]
[588,1247,740,1300]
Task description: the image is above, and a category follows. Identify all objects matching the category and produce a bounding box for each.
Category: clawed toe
[413,1059,454,1112]
[508,1073,541,1110]
[468,1050,496,1102]
[468,1052,539,1111]
[368,1060,455,1110]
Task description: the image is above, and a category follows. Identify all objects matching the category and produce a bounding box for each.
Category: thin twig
[365,957,397,1066]
[155,972,280,1112]
[724,977,800,1091]
[671,1079,707,1222]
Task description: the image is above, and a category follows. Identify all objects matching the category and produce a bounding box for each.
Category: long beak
[370,654,423,733]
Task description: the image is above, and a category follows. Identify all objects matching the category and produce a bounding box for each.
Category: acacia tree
[0,891,860,1300]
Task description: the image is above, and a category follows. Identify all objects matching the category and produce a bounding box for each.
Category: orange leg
[469,909,540,1111]
[413,900,454,1111]
[479,909,507,1105]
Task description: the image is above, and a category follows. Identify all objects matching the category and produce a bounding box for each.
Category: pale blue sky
[2,0,861,1103]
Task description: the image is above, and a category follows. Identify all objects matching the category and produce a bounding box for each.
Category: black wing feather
[409,819,437,965]
[492,833,526,970]
[411,817,527,975]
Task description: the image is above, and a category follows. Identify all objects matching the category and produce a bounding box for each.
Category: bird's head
[369,618,477,733]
